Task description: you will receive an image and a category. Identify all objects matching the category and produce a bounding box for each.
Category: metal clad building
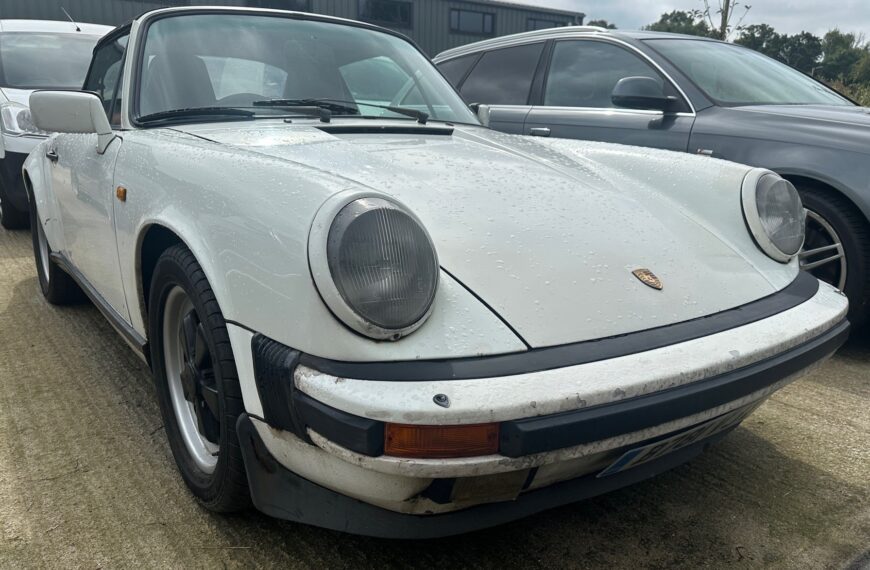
[0,0,584,55]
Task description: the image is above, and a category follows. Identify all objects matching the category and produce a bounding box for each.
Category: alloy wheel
[800,209,847,291]
[162,285,221,473]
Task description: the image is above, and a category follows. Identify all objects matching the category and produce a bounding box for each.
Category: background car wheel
[797,186,870,328]
[28,200,83,305]
[0,179,29,230]
[149,244,250,512]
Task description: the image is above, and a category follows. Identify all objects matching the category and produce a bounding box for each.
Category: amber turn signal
[384,423,500,458]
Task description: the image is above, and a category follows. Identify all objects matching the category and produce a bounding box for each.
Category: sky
[505,0,870,38]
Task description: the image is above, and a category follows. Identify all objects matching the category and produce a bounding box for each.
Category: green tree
[780,32,823,74]
[736,23,784,58]
[645,10,714,38]
[587,19,617,29]
[820,29,866,81]
[852,53,870,84]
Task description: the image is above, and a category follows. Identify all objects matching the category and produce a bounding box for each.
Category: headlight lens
[0,103,48,136]
[326,197,438,335]
[742,173,805,261]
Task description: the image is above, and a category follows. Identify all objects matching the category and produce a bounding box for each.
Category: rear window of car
[459,42,544,105]
[0,32,102,89]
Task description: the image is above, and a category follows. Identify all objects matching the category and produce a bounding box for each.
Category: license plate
[597,404,759,478]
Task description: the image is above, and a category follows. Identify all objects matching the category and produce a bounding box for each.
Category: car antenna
[61,7,81,32]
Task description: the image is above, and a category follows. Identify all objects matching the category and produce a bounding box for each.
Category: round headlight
[742,173,805,262]
[310,195,439,340]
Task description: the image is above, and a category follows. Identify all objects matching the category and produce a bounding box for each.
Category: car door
[524,39,695,151]
[441,42,546,134]
[47,32,129,319]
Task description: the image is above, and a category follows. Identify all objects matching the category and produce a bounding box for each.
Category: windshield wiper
[137,106,255,124]
[253,98,429,124]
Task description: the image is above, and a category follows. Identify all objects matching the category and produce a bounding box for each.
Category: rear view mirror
[611,77,678,112]
[30,91,114,154]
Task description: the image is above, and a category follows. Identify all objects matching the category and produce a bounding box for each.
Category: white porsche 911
[23,7,848,537]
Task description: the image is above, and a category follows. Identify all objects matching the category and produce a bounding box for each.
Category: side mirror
[469,103,491,127]
[611,77,677,112]
[30,91,114,154]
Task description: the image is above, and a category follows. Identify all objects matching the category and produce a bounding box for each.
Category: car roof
[0,19,113,35]
[433,26,723,61]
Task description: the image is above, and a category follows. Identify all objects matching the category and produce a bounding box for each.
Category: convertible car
[23,7,848,537]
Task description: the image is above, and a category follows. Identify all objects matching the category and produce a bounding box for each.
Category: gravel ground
[0,227,868,569]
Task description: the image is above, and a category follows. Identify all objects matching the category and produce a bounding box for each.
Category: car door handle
[45,148,59,162]
[529,127,551,137]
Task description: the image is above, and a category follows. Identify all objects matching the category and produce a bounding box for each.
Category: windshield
[137,14,478,124]
[0,32,103,89]
[646,39,852,106]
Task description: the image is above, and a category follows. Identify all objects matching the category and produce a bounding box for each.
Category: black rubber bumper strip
[499,318,849,457]
[237,412,736,539]
[298,272,820,381]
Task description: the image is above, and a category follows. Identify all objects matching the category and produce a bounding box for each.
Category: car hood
[173,121,791,348]
[0,88,34,106]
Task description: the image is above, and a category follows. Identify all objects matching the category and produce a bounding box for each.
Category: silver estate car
[434,26,870,328]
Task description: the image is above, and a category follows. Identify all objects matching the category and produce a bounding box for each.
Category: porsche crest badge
[632,268,663,290]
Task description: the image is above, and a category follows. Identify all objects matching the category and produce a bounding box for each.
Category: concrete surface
[0,227,867,569]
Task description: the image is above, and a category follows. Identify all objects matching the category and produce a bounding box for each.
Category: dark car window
[544,40,664,108]
[436,54,478,88]
[646,39,851,106]
[84,34,130,126]
[460,42,544,105]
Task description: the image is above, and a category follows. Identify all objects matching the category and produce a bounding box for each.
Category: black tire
[798,186,870,328]
[28,195,83,305]
[0,175,29,230]
[149,244,250,512]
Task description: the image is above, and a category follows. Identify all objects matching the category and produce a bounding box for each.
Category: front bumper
[238,411,738,539]
[231,275,849,534]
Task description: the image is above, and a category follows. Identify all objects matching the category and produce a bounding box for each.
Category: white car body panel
[294,282,845,427]
[125,120,797,352]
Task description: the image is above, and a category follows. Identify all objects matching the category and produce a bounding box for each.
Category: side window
[83,34,129,127]
[460,43,544,105]
[436,54,478,88]
[544,41,665,108]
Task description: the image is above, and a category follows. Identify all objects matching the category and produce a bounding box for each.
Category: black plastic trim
[299,272,820,381]
[316,124,454,136]
[252,333,384,455]
[0,151,28,211]
[294,390,385,456]
[499,318,849,457]
[237,412,735,538]
[49,252,148,360]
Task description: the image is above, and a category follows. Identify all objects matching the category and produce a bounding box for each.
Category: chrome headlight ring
[742,170,805,263]
[308,190,440,341]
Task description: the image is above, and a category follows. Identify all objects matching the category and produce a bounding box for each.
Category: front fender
[113,129,526,363]
[23,138,65,252]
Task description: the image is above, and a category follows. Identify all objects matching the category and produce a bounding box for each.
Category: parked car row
[0,8,854,538]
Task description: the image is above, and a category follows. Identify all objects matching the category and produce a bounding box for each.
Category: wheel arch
[135,223,190,335]
[776,171,870,226]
